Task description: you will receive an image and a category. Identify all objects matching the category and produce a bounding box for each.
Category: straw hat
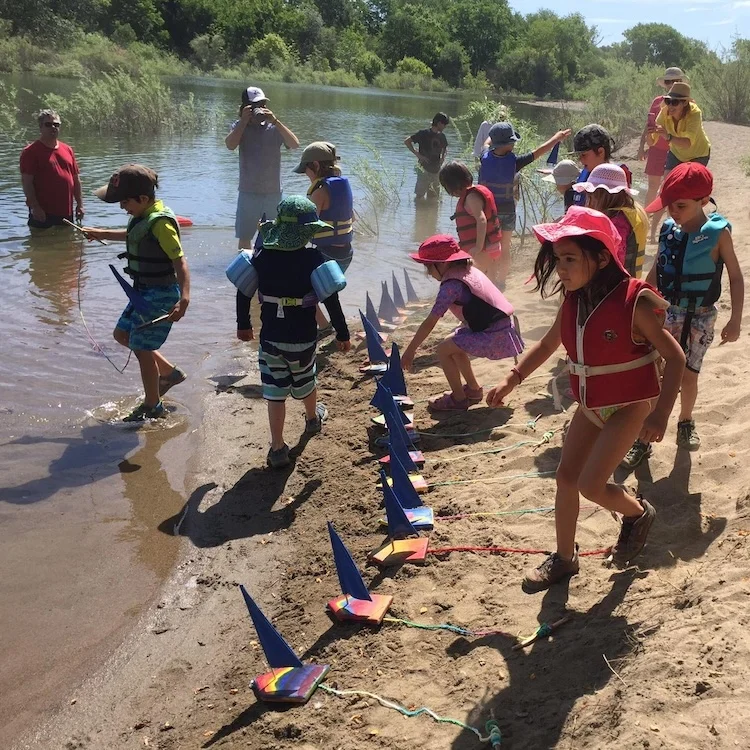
[665,82,691,101]
[657,67,688,87]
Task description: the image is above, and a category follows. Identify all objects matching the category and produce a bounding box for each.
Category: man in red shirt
[20,109,84,229]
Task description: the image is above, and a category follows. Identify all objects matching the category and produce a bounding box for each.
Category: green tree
[247,32,292,68]
[433,41,469,88]
[281,3,323,61]
[620,23,708,69]
[189,32,225,69]
[379,3,448,69]
[396,56,432,76]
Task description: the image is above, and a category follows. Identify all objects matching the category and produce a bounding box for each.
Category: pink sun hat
[573,163,639,196]
[532,206,626,272]
[409,234,473,264]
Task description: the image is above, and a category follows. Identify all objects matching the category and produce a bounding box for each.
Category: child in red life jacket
[487,206,686,592]
[400,234,524,411]
[439,161,502,283]
[573,163,649,278]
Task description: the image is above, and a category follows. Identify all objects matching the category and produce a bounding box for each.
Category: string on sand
[417,415,543,440]
[426,470,556,489]
[77,237,131,374]
[437,429,560,463]
[319,684,491,742]
[383,616,513,638]
[427,544,611,557]
[438,503,603,522]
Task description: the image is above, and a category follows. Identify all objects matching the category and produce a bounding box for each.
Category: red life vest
[441,265,513,332]
[453,185,501,256]
[560,277,663,409]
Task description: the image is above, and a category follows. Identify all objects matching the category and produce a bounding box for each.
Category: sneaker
[123,401,166,423]
[267,443,290,469]
[677,419,701,450]
[612,496,656,565]
[159,366,187,397]
[305,403,328,435]
[522,546,579,594]
[621,439,653,469]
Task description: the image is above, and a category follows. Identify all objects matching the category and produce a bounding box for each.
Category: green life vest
[122,204,180,287]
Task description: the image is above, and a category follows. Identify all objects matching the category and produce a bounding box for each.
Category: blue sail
[327,522,372,601]
[239,585,303,669]
[379,383,416,452]
[389,451,423,509]
[547,142,560,166]
[381,342,407,397]
[365,292,384,332]
[391,272,406,310]
[109,264,150,313]
[359,310,388,363]
[371,379,410,426]
[403,269,419,304]
[381,469,418,539]
[379,281,400,322]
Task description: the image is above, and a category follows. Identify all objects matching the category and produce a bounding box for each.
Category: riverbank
[16,120,750,750]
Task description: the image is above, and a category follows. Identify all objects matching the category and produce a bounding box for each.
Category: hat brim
[645,195,666,213]
[532,222,624,270]
[94,184,118,203]
[292,161,307,174]
[260,219,331,250]
[409,249,473,264]
[573,182,639,196]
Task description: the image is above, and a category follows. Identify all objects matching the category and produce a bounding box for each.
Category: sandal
[428,392,469,411]
[463,385,484,405]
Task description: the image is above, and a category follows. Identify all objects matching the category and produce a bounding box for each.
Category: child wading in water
[487,206,686,591]
[439,161,502,280]
[479,122,570,286]
[244,196,351,468]
[622,163,743,468]
[574,163,649,278]
[401,234,523,411]
[84,165,190,422]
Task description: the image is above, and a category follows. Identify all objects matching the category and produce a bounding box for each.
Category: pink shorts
[645,147,669,177]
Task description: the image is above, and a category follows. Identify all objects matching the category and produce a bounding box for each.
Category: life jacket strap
[568,349,659,378]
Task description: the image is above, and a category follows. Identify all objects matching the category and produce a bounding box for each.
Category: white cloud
[707,17,736,23]
[732,0,750,7]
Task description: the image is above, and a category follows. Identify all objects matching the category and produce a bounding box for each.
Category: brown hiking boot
[522,545,579,593]
[612,496,656,565]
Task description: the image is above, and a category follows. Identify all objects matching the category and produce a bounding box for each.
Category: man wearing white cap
[225,86,299,248]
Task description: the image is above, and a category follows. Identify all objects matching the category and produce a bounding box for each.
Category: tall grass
[212,61,364,88]
[373,70,451,92]
[0,81,23,141]
[44,71,213,134]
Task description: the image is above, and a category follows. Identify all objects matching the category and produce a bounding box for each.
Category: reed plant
[44,71,213,134]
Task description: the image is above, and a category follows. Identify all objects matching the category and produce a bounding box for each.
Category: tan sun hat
[665,82,691,101]
[292,141,340,174]
[657,67,688,87]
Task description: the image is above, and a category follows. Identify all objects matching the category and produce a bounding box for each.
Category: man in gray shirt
[225,86,299,248]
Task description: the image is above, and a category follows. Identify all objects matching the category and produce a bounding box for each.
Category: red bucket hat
[645,162,713,213]
[409,234,473,264]
[532,205,625,271]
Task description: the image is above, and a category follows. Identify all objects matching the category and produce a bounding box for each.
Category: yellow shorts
[579,404,621,429]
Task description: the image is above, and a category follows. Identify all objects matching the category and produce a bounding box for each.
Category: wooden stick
[603,653,627,686]
[63,218,108,246]
[513,616,570,650]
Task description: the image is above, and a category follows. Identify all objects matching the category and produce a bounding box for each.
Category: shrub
[247,33,292,69]
[692,41,750,125]
[353,51,384,83]
[434,42,469,88]
[190,33,227,71]
[374,70,449,92]
[111,22,137,47]
[395,56,433,77]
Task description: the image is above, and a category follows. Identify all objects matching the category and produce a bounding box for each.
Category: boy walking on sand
[84,165,190,422]
[243,196,351,468]
[623,163,744,467]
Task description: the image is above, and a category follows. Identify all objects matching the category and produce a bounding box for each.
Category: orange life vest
[453,185,501,256]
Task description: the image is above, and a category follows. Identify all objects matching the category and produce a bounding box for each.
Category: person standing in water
[404,113,449,200]
[20,109,84,230]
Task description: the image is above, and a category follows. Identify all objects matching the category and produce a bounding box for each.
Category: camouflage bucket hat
[259,195,331,250]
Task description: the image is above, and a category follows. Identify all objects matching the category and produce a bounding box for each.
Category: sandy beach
[17,120,750,750]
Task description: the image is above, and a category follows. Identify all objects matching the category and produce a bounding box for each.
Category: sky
[508,1,750,49]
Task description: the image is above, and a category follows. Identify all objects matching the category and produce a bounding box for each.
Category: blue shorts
[259,340,317,401]
[115,284,180,351]
[317,244,353,273]
[497,211,516,232]
[235,191,282,243]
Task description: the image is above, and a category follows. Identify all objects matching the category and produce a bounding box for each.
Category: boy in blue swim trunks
[84,164,190,422]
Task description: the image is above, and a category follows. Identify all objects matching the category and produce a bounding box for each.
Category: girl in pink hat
[400,234,523,411]
[486,206,686,591]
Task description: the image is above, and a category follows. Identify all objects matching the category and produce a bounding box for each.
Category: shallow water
[0,75,565,744]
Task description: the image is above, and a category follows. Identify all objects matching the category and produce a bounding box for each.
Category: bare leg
[238,237,253,250]
[267,400,286,450]
[577,402,651,522]
[678,368,699,420]
[134,350,160,407]
[497,230,512,286]
[436,338,469,401]
[315,305,329,329]
[302,388,318,420]
[153,351,175,376]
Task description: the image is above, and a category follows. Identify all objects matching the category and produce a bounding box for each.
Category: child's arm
[168,256,190,322]
[634,300,685,443]
[236,290,253,340]
[645,258,658,287]
[487,309,562,407]
[82,227,127,241]
[717,228,744,344]
[464,191,487,252]
[322,293,351,352]
[401,313,440,371]
[530,129,571,161]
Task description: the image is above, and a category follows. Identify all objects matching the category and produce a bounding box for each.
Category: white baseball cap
[243,86,268,104]
[542,159,581,186]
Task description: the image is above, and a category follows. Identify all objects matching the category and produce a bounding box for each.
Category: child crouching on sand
[487,206,686,591]
[244,196,351,468]
[401,234,523,411]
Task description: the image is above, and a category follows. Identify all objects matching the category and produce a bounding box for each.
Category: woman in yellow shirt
[655,82,711,173]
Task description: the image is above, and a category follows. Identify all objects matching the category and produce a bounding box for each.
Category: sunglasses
[43,122,61,128]
[664,98,686,106]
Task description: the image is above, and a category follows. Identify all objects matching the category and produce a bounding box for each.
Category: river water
[0,75,564,745]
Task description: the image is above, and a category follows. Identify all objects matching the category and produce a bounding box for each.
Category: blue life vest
[312,177,354,247]
[479,151,517,208]
[572,168,589,206]
[656,214,728,311]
